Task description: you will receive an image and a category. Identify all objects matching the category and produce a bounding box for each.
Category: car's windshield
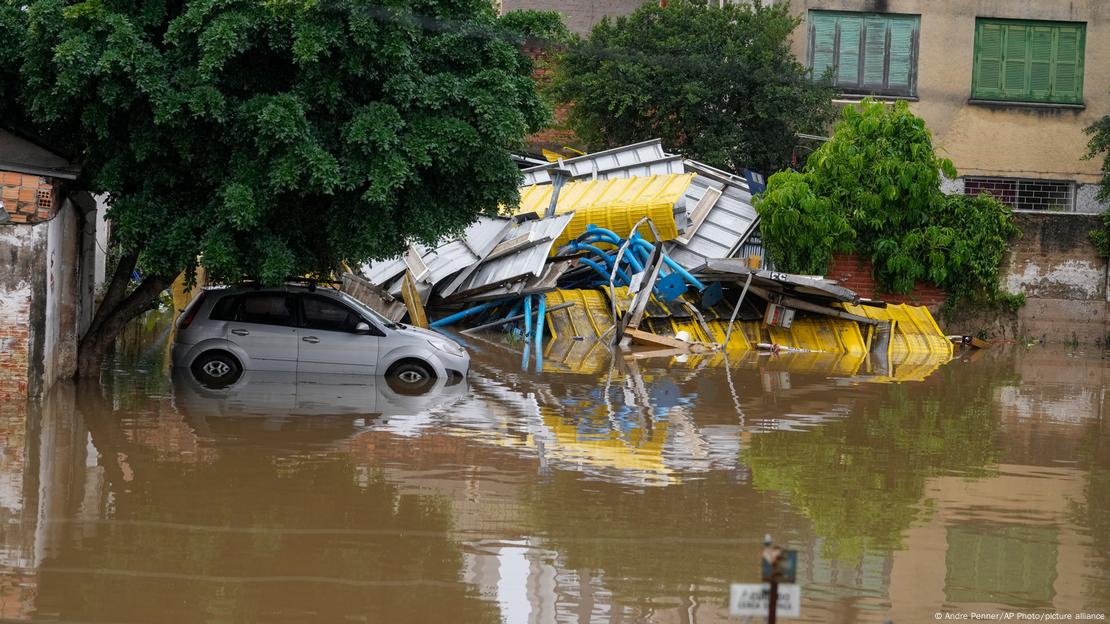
[337,292,396,326]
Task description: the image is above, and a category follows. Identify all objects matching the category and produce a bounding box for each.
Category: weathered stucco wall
[788,0,1110,185]
[945,212,1109,344]
[1,199,85,399]
[1001,212,1108,344]
[0,225,47,399]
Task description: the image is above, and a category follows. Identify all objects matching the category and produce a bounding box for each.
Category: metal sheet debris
[347,138,952,374]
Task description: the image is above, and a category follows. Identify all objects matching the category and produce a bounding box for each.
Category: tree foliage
[1084,110,1110,257]
[0,0,550,373]
[548,0,835,175]
[756,100,1020,306]
[1,0,548,283]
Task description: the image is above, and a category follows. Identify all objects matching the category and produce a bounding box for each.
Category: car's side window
[301,295,364,333]
[236,294,296,326]
[209,295,240,321]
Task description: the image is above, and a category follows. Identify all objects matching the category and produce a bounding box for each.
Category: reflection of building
[0,386,99,620]
[887,465,1091,620]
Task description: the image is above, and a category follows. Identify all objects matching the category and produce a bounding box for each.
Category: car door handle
[231,329,249,336]
[302,336,319,344]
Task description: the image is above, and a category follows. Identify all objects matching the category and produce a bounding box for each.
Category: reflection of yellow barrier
[515,175,692,247]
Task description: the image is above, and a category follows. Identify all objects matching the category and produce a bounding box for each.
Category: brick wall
[0,278,32,401]
[522,45,582,153]
[827,253,947,309]
[1,172,58,225]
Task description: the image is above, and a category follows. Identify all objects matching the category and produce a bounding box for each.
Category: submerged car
[171,284,469,392]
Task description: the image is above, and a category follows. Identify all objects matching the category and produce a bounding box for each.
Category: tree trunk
[76,257,172,380]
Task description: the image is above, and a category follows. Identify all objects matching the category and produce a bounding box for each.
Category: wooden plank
[674,186,722,245]
[625,328,693,351]
[401,270,428,328]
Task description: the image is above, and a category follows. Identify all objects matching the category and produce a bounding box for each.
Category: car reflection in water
[172,368,469,445]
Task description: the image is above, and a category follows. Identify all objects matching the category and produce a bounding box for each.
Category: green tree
[549,0,835,174]
[1084,110,1110,256]
[756,100,1020,306]
[0,0,549,377]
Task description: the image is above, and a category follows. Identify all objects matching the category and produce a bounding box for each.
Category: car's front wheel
[191,351,243,388]
[386,360,436,395]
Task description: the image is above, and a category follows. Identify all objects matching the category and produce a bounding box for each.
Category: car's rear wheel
[386,360,436,395]
[191,351,243,388]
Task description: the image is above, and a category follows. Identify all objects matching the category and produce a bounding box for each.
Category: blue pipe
[579,257,630,285]
[627,238,705,291]
[430,300,503,329]
[523,295,533,338]
[586,225,622,242]
[534,294,546,359]
[569,242,618,268]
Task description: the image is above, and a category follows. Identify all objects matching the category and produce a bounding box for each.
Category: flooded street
[1,321,1108,623]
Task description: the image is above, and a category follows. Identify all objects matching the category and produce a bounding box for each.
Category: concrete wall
[500,0,648,34]
[787,1,1110,209]
[943,212,1110,344]
[1,196,86,399]
[0,224,47,399]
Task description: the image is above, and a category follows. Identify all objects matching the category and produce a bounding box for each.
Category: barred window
[964,177,1074,211]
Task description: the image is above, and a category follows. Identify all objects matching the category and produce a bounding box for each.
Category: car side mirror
[355,321,371,333]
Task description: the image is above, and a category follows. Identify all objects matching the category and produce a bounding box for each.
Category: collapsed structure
[348,139,952,374]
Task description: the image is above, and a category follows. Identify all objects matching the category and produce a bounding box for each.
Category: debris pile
[347,139,952,371]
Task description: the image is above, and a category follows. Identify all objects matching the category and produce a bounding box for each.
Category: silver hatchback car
[171,285,469,391]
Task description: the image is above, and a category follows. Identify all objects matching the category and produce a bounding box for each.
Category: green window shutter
[811,13,838,82]
[837,16,862,88]
[975,22,1004,98]
[1052,25,1083,103]
[861,17,888,87]
[1028,27,1053,99]
[1002,24,1028,97]
[887,17,916,90]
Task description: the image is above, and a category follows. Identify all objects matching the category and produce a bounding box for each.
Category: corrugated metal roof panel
[520,139,669,185]
[361,217,510,292]
[449,213,575,299]
[515,174,693,245]
[666,162,758,270]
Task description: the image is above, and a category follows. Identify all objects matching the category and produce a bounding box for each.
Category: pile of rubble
[345,139,953,370]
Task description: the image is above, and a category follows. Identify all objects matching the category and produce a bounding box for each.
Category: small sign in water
[729,583,801,618]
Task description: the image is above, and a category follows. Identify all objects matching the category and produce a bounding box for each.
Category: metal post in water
[723,271,755,349]
[534,294,546,372]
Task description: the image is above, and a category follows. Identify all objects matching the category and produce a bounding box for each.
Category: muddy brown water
[1,322,1108,622]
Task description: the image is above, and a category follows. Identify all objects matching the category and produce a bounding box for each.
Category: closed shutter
[810,13,838,81]
[861,17,888,87]
[974,19,1085,104]
[887,17,916,90]
[1052,25,1083,103]
[809,11,918,97]
[1028,27,1053,100]
[1002,24,1028,97]
[975,22,1004,98]
[837,16,862,88]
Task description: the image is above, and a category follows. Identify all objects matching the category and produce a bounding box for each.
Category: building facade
[786,0,1110,213]
[0,128,105,399]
